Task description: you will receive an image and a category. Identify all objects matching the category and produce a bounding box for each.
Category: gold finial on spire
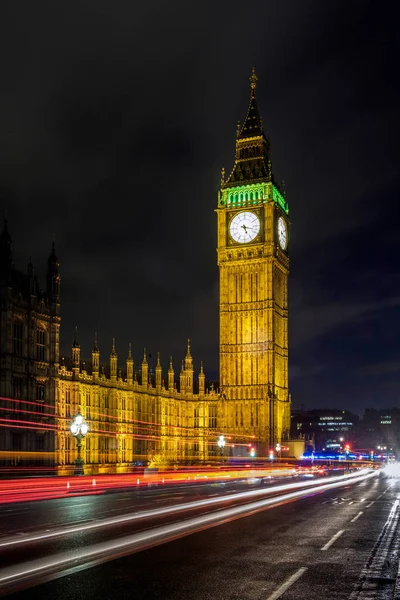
[236,120,241,138]
[156,352,161,366]
[221,167,225,186]
[186,338,191,357]
[249,66,258,97]
[127,343,132,360]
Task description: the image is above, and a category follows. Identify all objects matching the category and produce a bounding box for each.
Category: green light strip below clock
[219,183,289,213]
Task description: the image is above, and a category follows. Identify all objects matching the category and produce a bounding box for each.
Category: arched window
[36,326,46,361]
[13,320,23,356]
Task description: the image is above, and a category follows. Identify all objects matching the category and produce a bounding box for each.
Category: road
[1,469,399,599]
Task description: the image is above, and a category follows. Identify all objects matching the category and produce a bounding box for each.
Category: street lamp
[70,412,88,475]
[275,442,281,460]
[217,435,226,464]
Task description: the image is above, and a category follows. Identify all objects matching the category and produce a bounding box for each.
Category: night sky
[1,1,399,415]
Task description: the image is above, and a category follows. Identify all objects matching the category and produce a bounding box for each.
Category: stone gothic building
[0,69,292,472]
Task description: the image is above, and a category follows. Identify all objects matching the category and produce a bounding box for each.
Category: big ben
[217,69,290,454]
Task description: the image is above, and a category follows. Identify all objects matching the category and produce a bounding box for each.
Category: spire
[168,356,174,391]
[238,67,263,139]
[198,360,205,396]
[155,352,162,388]
[73,326,79,348]
[141,348,149,387]
[72,327,80,375]
[47,241,58,266]
[46,241,60,306]
[110,338,117,380]
[126,343,134,384]
[92,333,100,379]
[250,66,257,95]
[223,68,272,189]
[186,338,191,358]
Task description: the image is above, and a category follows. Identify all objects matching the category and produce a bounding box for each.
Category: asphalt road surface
[1,470,400,600]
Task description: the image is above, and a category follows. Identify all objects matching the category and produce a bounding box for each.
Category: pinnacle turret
[126,344,134,384]
[92,333,100,379]
[110,338,118,380]
[155,352,162,388]
[93,332,99,352]
[72,326,79,348]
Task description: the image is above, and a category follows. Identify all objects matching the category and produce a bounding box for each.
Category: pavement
[0,468,399,599]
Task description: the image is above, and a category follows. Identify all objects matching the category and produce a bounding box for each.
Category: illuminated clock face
[277,216,287,250]
[229,211,260,243]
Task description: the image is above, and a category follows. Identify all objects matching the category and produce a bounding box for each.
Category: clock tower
[216,68,290,454]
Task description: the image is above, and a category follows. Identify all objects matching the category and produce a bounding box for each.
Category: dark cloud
[1,0,400,410]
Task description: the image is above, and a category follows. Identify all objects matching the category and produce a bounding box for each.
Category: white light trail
[0,469,377,549]
[0,470,378,594]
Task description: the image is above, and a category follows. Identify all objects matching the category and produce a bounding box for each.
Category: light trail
[0,469,377,549]
[0,469,378,595]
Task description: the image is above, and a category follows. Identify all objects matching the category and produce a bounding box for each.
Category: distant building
[291,409,359,452]
[356,408,400,455]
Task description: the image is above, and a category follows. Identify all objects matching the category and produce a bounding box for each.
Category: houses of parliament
[0,70,291,472]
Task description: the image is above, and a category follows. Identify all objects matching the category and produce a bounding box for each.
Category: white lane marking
[366,501,374,508]
[349,501,354,505]
[351,511,363,523]
[321,529,344,551]
[376,494,383,500]
[266,568,308,600]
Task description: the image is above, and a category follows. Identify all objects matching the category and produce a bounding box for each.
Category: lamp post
[70,412,88,475]
[217,435,226,465]
[275,442,281,460]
